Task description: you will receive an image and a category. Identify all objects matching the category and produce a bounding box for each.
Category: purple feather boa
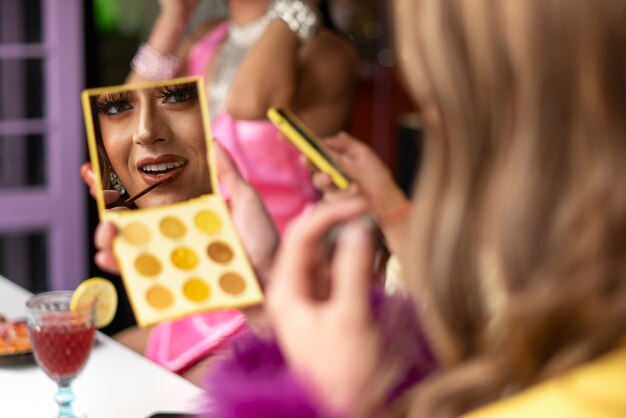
[200,333,339,418]
[199,287,436,418]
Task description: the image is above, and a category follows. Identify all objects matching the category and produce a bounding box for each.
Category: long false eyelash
[94,91,131,113]
[155,83,198,100]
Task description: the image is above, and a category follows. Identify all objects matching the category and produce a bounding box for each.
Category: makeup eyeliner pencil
[123,179,166,207]
[106,179,166,209]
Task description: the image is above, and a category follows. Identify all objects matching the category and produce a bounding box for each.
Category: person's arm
[126,0,197,84]
[293,29,359,136]
[227,18,300,120]
[308,132,412,263]
[200,199,377,418]
[228,13,358,135]
[265,199,382,415]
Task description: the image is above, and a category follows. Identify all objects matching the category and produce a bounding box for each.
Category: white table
[0,275,205,418]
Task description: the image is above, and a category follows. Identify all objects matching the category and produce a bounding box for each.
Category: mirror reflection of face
[93,82,211,208]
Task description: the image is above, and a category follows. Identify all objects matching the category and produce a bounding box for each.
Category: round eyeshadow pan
[207,241,234,264]
[146,285,174,309]
[134,253,162,277]
[195,210,222,234]
[171,247,199,270]
[160,216,187,239]
[219,272,246,295]
[183,278,211,302]
[122,222,151,246]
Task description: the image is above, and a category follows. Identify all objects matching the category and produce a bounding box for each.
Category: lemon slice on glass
[70,278,118,328]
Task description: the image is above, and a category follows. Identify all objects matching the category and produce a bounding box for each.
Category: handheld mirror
[82,77,263,327]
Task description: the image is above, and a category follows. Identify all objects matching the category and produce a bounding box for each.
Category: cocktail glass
[26,291,96,418]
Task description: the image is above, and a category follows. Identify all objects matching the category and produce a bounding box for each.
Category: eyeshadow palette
[81,77,263,327]
[111,194,262,326]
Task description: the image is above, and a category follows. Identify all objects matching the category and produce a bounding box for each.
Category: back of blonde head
[392,0,626,416]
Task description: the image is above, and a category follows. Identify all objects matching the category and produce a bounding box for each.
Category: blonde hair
[392,0,626,416]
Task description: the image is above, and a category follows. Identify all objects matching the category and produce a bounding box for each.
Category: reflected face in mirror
[92,82,211,208]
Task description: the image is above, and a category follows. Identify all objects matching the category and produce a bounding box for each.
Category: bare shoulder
[302,29,358,73]
[299,29,358,94]
[294,29,359,132]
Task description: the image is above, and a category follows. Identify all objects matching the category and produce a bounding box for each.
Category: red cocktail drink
[29,315,95,382]
[26,291,96,418]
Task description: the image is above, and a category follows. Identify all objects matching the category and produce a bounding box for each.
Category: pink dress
[145,23,319,373]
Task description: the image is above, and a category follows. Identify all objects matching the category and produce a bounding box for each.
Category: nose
[132,103,168,146]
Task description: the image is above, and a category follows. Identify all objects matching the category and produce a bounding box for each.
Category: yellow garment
[463,345,626,418]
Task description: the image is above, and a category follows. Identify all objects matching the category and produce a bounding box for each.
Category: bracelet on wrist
[267,0,320,43]
[376,201,413,227]
[130,43,181,81]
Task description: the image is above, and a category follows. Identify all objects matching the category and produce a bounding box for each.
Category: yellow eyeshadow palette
[108,194,262,327]
[81,77,264,327]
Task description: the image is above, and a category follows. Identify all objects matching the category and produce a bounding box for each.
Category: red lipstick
[135,154,188,186]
